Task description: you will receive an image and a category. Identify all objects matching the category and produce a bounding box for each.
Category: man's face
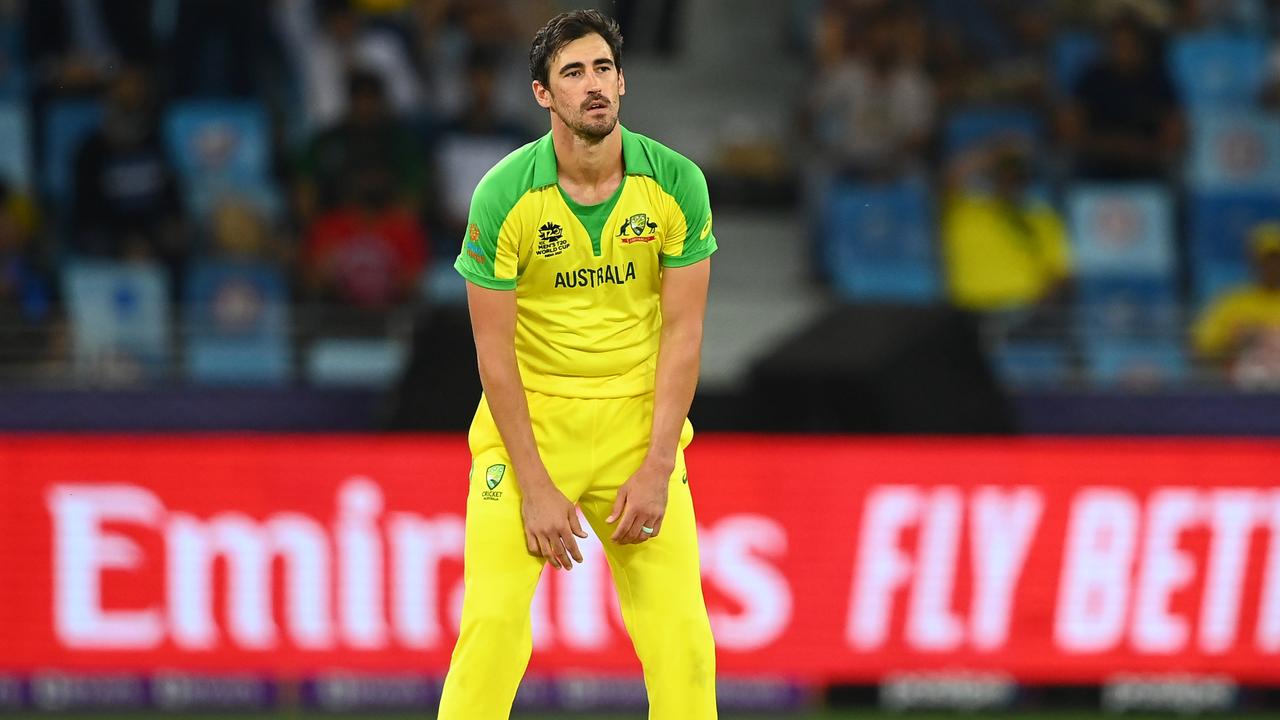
[534,33,624,141]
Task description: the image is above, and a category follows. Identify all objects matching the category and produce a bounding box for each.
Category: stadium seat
[1075,275,1180,341]
[1066,184,1176,279]
[990,339,1071,388]
[1082,338,1189,388]
[1170,33,1269,109]
[163,100,270,184]
[0,100,30,190]
[183,260,292,385]
[1187,190,1280,303]
[0,23,24,98]
[1052,31,1101,96]
[942,107,1042,159]
[63,260,171,381]
[1188,110,1280,191]
[42,100,103,209]
[824,181,939,302]
[305,337,409,388]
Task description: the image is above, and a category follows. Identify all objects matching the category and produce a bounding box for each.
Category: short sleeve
[454,180,519,290]
[660,161,718,268]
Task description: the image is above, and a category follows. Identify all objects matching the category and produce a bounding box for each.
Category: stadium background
[3,0,1280,717]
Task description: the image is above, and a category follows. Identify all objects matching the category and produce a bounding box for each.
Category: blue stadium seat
[1082,338,1189,388]
[1170,33,1269,108]
[163,100,270,184]
[824,181,939,302]
[0,100,30,190]
[1188,110,1280,191]
[306,338,408,388]
[1075,275,1180,341]
[0,22,25,98]
[1066,184,1176,279]
[1052,31,1101,96]
[42,100,103,208]
[183,260,292,385]
[1187,190,1280,303]
[942,107,1042,159]
[63,260,171,380]
[991,340,1071,388]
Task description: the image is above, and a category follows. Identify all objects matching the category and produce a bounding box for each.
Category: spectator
[927,0,1051,108]
[0,181,55,377]
[167,0,280,98]
[275,0,425,132]
[294,69,426,225]
[70,66,184,267]
[300,162,428,312]
[207,197,287,265]
[24,0,157,95]
[412,0,532,120]
[1193,223,1280,389]
[429,46,532,257]
[941,140,1073,315]
[806,5,935,182]
[1058,11,1183,180]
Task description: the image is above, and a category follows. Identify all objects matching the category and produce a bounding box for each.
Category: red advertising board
[2,435,1279,683]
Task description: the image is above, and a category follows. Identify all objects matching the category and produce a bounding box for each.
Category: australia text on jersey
[554,261,638,288]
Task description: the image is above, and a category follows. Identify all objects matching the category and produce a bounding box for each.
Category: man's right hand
[520,475,588,570]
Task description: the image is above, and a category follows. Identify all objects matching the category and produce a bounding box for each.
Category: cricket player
[438,9,718,719]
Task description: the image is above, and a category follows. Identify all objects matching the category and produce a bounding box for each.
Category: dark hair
[529,10,623,88]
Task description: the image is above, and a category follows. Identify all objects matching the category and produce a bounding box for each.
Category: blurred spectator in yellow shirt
[1193,223,1280,389]
[942,140,1073,314]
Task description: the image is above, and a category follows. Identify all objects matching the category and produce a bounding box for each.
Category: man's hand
[521,476,588,570]
[607,459,671,544]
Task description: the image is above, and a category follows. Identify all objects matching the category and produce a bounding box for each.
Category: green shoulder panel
[634,132,718,267]
[453,137,543,290]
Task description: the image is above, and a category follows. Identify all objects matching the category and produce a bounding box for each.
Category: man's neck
[550,120,624,190]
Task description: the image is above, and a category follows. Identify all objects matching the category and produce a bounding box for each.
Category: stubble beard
[556,98,618,143]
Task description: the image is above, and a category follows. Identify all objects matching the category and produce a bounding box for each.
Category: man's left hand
[607,460,671,544]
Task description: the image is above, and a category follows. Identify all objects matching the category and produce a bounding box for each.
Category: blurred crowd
[3,0,1280,392]
[800,0,1280,389]
[0,0,562,383]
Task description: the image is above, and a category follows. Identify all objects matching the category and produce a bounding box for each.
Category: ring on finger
[640,525,655,535]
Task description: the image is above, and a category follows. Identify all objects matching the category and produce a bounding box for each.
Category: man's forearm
[645,321,702,472]
[477,349,551,490]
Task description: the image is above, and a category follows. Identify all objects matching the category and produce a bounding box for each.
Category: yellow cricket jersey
[1193,285,1280,358]
[453,126,717,399]
[942,193,1071,311]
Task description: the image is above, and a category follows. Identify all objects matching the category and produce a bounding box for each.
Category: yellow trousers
[438,391,717,719]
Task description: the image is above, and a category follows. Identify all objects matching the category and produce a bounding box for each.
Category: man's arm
[608,258,711,543]
[466,281,587,568]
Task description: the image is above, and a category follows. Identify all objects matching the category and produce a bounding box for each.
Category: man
[942,140,1072,314]
[439,10,717,719]
[1194,222,1280,388]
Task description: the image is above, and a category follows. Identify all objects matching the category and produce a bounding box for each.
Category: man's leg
[579,409,717,719]
[438,453,545,719]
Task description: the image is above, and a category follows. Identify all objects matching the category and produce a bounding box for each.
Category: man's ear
[532,80,553,109]
[618,69,625,97]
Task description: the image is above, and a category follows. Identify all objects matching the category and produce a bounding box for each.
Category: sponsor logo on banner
[3,437,1280,683]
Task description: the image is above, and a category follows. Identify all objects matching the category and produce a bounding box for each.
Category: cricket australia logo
[617,213,658,244]
[482,463,506,500]
[535,221,569,258]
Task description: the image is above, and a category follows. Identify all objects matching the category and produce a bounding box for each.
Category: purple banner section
[151,673,276,711]
[29,673,148,711]
[0,676,22,710]
[1,674,810,712]
[303,674,442,712]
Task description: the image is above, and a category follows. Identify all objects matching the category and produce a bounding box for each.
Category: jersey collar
[531,125,655,189]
